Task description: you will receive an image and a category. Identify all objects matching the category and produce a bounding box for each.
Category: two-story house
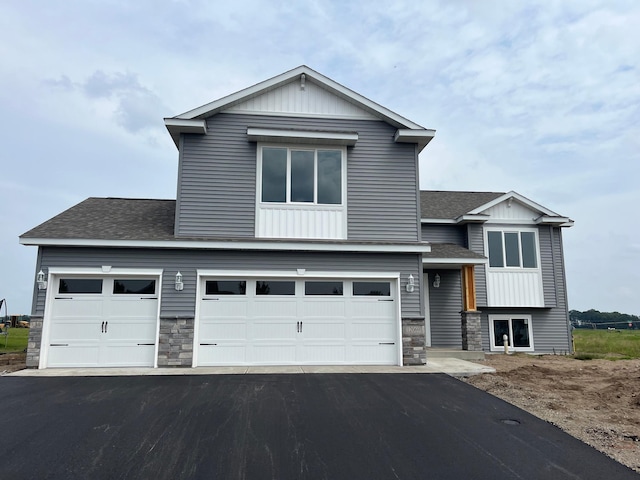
[19,66,573,369]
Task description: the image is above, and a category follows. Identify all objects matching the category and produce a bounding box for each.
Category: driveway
[0,374,635,479]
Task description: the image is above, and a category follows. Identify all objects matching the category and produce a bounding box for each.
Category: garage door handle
[101,321,105,333]
[200,343,217,346]
[297,321,302,333]
[105,321,108,333]
[50,343,68,347]
[379,342,395,345]
[137,343,155,346]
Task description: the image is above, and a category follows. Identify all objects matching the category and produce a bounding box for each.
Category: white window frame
[484,227,541,271]
[256,144,347,206]
[488,314,534,352]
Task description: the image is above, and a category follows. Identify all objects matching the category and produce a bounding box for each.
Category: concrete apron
[8,358,495,377]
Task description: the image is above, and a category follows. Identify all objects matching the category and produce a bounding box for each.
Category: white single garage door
[195,277,398,366]
[46,277,159,368]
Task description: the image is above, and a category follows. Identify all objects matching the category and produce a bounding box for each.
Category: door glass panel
[113,279,156,294]
[58,278,103,294]
[493,320,510,347]
[317,150,342,204]
[305,281,343,295]
[504,232,521,267]
[256,281,295,295]
[487,231,504,267]
[262,147,287,202]
[521,232,537,268]
[512,319,531,347]
[205,280,247,295]
[353,282,391,296]
[291,150,314,202]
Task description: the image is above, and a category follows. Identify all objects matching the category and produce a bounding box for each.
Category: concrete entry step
[426,348,485,361]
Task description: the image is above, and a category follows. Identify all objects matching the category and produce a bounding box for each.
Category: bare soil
[464,354,640,473]
[0,352,27,374]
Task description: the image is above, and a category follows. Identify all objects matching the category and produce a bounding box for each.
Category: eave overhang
[164,118,207,147]
[19,237,432,254]
[535,216,574,227]
[247,127,358,146]
[394,129,436,153]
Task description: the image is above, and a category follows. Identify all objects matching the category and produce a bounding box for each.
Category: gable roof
[420,190,573,226]
[164,65,435,150]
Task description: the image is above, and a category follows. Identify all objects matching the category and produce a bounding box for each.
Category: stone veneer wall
[26,315,43,368]
[402,318,426,365]
[158,317,194,367]
[461,311,482,351]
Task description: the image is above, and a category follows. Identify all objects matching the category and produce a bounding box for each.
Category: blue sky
[1,0,638,315]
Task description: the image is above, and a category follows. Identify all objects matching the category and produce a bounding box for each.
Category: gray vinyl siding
[426,269,462,348]
[467,224,487,306]
[176,113,419,241]
[420,225,466,245]
[539,226,558,307]
[34,247,423,319]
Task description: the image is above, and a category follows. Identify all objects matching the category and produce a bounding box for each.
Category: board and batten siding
[420,225,466,246]
[33,247,423,320]
[425,269,462,348]
[176,113,419,242]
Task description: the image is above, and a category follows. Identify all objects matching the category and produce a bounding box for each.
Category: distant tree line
[570,309,639,329]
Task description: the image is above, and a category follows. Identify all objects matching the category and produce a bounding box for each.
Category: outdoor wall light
[433,273,441,289]
[36,270,48,290]
[406,274,415,293]
[175,271,184,291]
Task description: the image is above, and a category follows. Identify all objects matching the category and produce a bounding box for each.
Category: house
[19,66,574,369]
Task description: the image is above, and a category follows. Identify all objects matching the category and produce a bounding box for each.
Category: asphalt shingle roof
[420,191,504,219]
[20,198,177,240]
[423,243,486,260]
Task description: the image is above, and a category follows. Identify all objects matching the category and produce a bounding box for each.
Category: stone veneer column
[158,317,195,367]
[461,311,482,351]
[402,318,426,365]
[26,315,43,368]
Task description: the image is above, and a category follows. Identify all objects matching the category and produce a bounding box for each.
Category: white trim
[535,215,574,227]
[247,128,358,146]
[423,272,431,347]
[163,118,207,147]
[39,269,163,369]
[394,129,436,152]
[197,269,401,279]
[469,191,561,217]
[488,314,535,352]
[226,110,375,121]
[483,226,542,270]
[172,65,428,130]
[422,257,487,265]
[420,218,457,224]
[20,237,432,253]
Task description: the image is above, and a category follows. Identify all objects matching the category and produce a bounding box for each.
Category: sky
[0,0,638,316]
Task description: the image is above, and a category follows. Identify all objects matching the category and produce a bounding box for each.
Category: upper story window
[260,146,343,205]
[487,230,538,269]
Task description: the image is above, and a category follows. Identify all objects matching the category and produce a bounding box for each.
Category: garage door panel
[252,321,297,340]
[252,344,297,363]
[350,344,396,364]
[201,301,248,317]
[47,345,100,367]
[199,345,247,365]
[251,300,298,317]
[106,322,156,341]
[199,321,247,341]
[302,322,346,340]
[102,344,156,366]
[301,300,345,317]
[52,298,103,318]
[301,345,346,363]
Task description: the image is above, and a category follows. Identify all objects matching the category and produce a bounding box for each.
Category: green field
[573,328,640,359]
[0,327,29,354]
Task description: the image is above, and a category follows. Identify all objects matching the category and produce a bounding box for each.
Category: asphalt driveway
[0,374,635,479]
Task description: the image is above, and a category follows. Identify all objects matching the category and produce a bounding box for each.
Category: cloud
[44,70,168,133]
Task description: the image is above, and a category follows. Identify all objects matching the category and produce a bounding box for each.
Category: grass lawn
[0,326,29,354]
[573,328,640,359]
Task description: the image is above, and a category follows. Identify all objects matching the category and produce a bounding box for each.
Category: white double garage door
[43,272,400,368]
[195,276,400,366]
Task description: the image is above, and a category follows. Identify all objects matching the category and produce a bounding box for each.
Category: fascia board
[455,214,490,224]
[536,216,574,226]
[172,65,428,130]
[422,257,488,265]
[164,118,207,147]
[468,191,561,217]
[420,218,457,224]
[19,237,432,253]
[247,127,358,146]
[394,129,436,152]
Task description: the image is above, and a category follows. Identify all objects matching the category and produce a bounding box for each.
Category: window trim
[257,143,347,206]
[484,227,541,270]
[488,314,534,352]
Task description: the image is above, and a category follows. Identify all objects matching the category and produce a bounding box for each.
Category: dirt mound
[0,352,27,373]
[465,354,640,473]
